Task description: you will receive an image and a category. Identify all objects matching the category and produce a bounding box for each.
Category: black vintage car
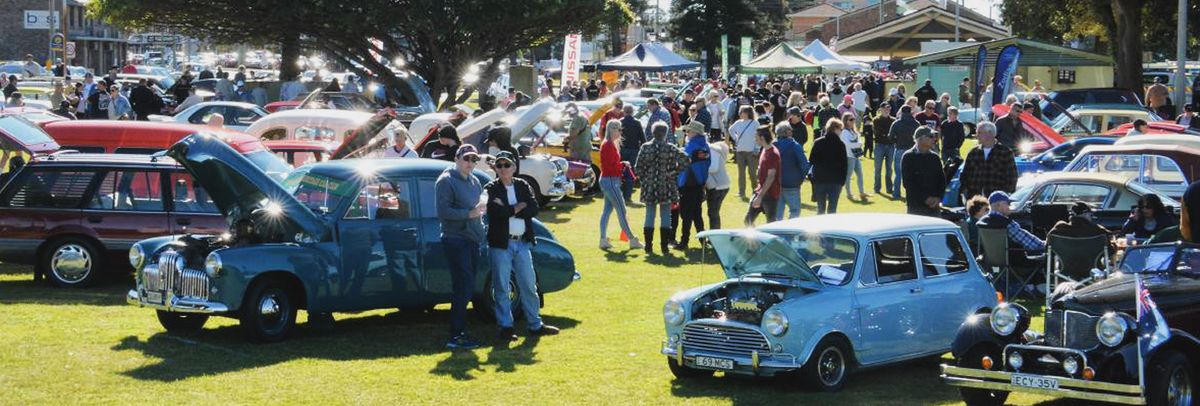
[941,242,1198,406]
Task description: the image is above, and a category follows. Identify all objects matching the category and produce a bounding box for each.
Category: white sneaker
[599,239,613,249]
[629,238,644,249]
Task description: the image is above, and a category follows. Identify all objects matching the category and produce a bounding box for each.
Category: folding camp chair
[1045,234,1110,307]
[978,228,1040,301]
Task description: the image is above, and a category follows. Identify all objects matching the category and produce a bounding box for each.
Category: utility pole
[47,0,54,67]
[955,0,961,42]
[1174,0,1188,115]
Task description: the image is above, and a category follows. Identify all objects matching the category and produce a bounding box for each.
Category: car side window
[296,126,334,142]
[418,178,437,218]
[2,170,96,208]
[1048,183,1111,206]
[89,170,164,211]
[188,106,217,124]
[918,233,970,276]
[113,147,163,155]
[260,128,287,140]
[1146,156,1186,185]
[345,180,413,220]
[168,172,217,213]
[228,108,262,126]
[871,237,918,284]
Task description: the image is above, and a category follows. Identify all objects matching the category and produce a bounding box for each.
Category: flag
[561,34,582,86]
[1135,273,1171,355]
[973,45,987,107]
[991,45,1022,108]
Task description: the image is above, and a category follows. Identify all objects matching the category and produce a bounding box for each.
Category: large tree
[669,0,758,76]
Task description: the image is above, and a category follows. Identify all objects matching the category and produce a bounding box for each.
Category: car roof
[1026,171,1133,185]
[1078,144,1200,155]
[258,109,374,121]
[1065,103,1152,111]
[261,140,334,151]
[757,213,958,236]
[42,121,266,154]
[302,158,477,181]
[189,101,262,109]
[29,152,180,167]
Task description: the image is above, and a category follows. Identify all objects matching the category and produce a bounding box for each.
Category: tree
[669,0,758,77]
[599,0,647,56]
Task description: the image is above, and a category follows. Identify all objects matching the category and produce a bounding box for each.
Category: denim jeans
[599,177,635,240]
[489,240,542,330]
[891,147,906,198]
[744,194,779,226]
[644,202,673,228]
[706,188,729,229]
[812,183,842,214]
[844,158,865,198]
[873,144,895,194]
[442,237,479,337]
[776,187,801,219]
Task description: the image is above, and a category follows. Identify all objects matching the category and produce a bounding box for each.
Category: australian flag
[1135,273,1171,355]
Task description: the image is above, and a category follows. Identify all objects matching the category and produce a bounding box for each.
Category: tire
[800,336,852,392]
[239,278,298,343]
[472,274,527,322]
[520,175,550,207]
[667,358,713,379]
[1147,350,1195,406]
[957,346,1009,406]
[41,237,104,288]
[156,310,209,332]
[586,164,602,194]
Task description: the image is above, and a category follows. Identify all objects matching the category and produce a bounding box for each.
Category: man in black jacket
[485,151,559,341]
[887,106,920,199]
[914,79,938,107]
[902,127,945,216]
[129,79,163,121]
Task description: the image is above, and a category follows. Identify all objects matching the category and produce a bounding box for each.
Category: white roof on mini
[758,213,956,236]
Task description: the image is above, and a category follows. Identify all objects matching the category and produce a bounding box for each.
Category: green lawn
[0,151,1065,405]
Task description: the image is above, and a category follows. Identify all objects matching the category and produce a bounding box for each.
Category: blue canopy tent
[595,43,700,72]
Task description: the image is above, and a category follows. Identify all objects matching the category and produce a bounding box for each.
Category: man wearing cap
[675,121,711,250]
[901,127,945,216]
[383,128,418,158]
[436,145,488,350]
[977,191,1046,269]
[785,107,809,146]
[485,151,559,342]
[994,102,1027,150]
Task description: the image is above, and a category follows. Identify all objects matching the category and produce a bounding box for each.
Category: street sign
[50,34,65,51]
[65,42,76,59]
[23,11,60,29]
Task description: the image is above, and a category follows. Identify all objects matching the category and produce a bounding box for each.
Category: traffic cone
[619,229,629,242]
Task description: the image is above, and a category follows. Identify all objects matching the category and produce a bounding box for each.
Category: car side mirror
[1089,268,1107,280]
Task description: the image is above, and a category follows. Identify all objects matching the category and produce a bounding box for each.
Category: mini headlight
[762,309,789,336]
[1096,312,1129,347]
[991,303,1023,337]
[205,252,223,278]
[129,245,145,269]
[663,300,684,326]
[1007,352,1024,369]
[1062,356,1080,375]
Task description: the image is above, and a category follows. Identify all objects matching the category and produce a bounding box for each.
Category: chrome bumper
[127,289,230,314]
[571,168,596,192]
[661,340,801,376]
[547,173,572,201]
[941,365,1146,405]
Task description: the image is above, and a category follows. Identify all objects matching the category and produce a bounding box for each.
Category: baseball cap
[914,126,938,140]
[988,191,1011,205]
[455,144,478,160]
[787,107,803,116]
[494,151,517,164]
[684,120,706,134]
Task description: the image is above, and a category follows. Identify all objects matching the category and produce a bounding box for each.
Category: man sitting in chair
[977,191,1045,269]
[1048,202,1111,241]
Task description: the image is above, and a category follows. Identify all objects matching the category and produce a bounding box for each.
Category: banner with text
[720,34,728,77]
[991,45,1022,108]
[739,37,752,66]
[973,44,987,107]
[561,34,582,85]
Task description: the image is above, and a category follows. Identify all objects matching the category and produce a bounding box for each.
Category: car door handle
[910,287,923,294]
[86,215,103,223]
[175,217,191,226]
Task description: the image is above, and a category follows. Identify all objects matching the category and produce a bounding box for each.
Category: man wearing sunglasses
[484,151,559,342]
[436,145,488,350]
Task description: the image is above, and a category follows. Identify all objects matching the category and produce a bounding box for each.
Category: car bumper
[941,365,1146,405]
[661,340,801,376]
[127,289,229,314]
[548,174,572,201]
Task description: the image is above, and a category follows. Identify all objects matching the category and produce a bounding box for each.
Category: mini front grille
[681,322,771,358]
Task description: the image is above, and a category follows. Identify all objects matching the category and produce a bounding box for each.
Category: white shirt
[706,142,732,190]
[729,119,759,152]
[840,129,862,158]
[383,144,417,158]
[706,103,724,130]
[504,184,525,236]
[850,90,868,112]
[982,146,993,160]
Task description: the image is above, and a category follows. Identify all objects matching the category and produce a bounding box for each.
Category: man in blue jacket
[773,121,809,219]
[435,145,487,350]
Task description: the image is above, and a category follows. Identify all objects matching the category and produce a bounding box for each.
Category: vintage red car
[0,107,70,127]
[1103,121,1200,136]
[0,113,62,178]
[0,153,227,287]
[991,104,1066,155]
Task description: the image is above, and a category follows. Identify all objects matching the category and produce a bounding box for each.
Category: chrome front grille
[177,269,210,300]
[142,251,209,301]
[1044,310,1100,349]
[681,322,771,357]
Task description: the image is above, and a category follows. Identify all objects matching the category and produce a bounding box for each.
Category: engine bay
[692,282,791,324]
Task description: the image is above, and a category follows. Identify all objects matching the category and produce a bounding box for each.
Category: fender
[794,326,850,367]
[949,312,1016,358]
[208,243,336,313]
[1121,328,1200,378]
[525,236,576,295]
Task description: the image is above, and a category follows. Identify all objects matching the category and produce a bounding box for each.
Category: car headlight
[762,309,789,336]
[1007,351,1024,369]
[549,157,568,173]
[129,245,145,269]
[663,300,685,326]
[1096,312,1129,347]
[205,252,223,278]
[990,303,1028,337]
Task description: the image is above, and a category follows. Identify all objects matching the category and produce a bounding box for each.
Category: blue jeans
[644,202,672,228]
[891,147,906,198]
[599,177,635,239]
[873,144,895,194]
[489,240,542,330]
[442,237,479,337]
[812,183,842,214]
[776,187,801,219]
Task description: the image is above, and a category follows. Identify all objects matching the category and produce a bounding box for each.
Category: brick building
[0,0,126,74]
[794,0,1007,57]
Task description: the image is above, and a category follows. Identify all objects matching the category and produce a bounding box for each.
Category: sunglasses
[462,155,479,163]
[495,162,514,169]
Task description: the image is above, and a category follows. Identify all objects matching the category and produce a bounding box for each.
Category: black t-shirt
[585,85,599,100]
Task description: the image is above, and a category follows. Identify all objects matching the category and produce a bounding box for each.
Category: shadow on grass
[111,310,579,382]
[0,266,132,307]
[536,194,597,225]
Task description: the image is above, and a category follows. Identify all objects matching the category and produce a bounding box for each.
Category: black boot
[661,228,674,255]
[643,227,655,255]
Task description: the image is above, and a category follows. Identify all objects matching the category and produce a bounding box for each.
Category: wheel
[800,336,852,392]
[156,310,209,332]
[957,346,1009,406]
[239,279,298,343]
[472,274,527,322]
[520,175,550,207]
[667,358,713,379]
[41,237,103,288]
[586,164,602,194]
[1147,350,1194,406]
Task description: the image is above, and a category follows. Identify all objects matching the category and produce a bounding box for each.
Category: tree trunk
[279,33,301,82]
[1109,0,1143,94]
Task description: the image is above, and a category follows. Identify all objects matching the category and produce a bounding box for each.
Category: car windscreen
[0,115,56,146]
[766,232,858,285]
[243,149,293,182]
[283,169,356,216]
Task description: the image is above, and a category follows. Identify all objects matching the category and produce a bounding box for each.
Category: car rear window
[2,170,96,208]
[0,115,56,146]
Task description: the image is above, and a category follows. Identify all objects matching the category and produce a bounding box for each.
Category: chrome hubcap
[1168,366,1193,406]
[259,295,281,317]
[50,244,92,283]
[818,346,845,386]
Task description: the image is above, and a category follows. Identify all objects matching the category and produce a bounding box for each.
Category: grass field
[0,148,1070,405]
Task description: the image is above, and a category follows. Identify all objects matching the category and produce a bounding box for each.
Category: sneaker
[529,325,560,336]
[446,334,481,350]
[498,327,517,342]
[629,238,645,249]
[599,238,613,249]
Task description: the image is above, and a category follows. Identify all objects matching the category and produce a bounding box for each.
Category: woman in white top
[727,106,760,198]
[705,92,725,139]
[850,83,868,116]
[840,112,867,201]
[705,132,732,229]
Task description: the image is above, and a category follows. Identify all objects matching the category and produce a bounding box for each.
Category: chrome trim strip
[127,289,228,314]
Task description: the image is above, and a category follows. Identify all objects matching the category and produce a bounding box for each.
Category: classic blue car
[662,214,997,390]
[943,137,1116,206]
[126,134,577,342]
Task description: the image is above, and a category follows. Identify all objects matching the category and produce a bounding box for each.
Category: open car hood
[167,133,329,240]
[698,229,822,287]
[329,112,398,160]
[509,99,555,140]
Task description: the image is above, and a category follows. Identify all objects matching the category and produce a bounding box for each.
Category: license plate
[144,291,163,305]
[1011,373,1059,390]
[694,356,734,370]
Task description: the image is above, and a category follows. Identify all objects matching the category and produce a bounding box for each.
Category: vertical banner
[990,45,1022,108]
[561,34,582,86]
[739,36,752,66]
[973,44,988,107]
[720,34,729,78]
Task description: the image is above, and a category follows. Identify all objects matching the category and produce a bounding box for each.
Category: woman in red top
[598,120,644,250]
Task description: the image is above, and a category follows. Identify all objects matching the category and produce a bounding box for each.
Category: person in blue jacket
[773,121,810,219]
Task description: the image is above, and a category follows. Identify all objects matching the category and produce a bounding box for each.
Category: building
[786,4,846,41]
[0,0,126,75]
[793,0,1008,57]
[903,37,1114,97]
